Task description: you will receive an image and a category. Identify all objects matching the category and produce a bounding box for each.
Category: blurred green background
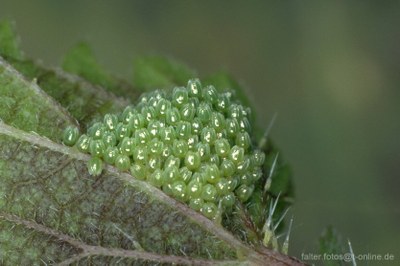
[1,1,399,263]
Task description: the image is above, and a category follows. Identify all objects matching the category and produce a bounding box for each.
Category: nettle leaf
[134,56,196,91]
[62,42,140,100]
[0,22,302,265]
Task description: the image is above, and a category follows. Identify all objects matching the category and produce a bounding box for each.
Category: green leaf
[0,57,301,265]
[62,43,140,100]
[0,58,75,142]
[4,56,129,130]
[134,55,196,91]
[0,20,23,60]
[0,119,297,265]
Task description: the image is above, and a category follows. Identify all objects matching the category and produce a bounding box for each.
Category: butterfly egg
[104,146,118,164]
[187,78,202,97]
[87,157,103,176]
[201,184,217,202]
[184,151,201,170]
[63,126,79,146]
[235,184,255,203]
[130,163,147,180]
[201,202,218,219]
[189,198,204,211]
[171,180,187,201]
[172,86,189,107]
[115,154,131,171]
[103,113,119,131]
[76,134,91,152]
[202,85,218,105]
[89,139,106,157]
[88,122,106,139]
[197,102,212,123]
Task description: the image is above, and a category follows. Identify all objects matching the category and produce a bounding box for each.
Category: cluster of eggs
[63,79,265,220]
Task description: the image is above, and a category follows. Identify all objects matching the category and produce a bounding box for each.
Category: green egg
[201,184,217,202]
[176,121,192,139]
[251,149,265,167]
[130,113,145,129]
[209,154,220,166]
[201,127,217,145]
[133,146,148,163]
[197,102,212,123]
[184,151,201,170]
[147,156,161,172]
[104,146,119,164]
[180,103,196,121]
[155,98,171,118]
[119,137,135,155]
[221,192,235,208]
[229,145,245,165]
[239,173,253,186]
[226,177,239,191]
[141,106,156,124]
[165,155,181,168]
[76,134,91,152]
[172,87,189,107]
[89,139,106,157]
[250,168,263,182]
[191,172,206,184]
[225,118,240,138]
[161,146,172,159]
[220,158,236,177]
[235,132,251,150]
[103,113,119,131]
[88,122,105,139]
[216,93,231,113]
[121,105,136,124]
[147,120,163,137]
[172,139,189,158]
[205,164,220,184]
[166,107,181,125]
[202,85,218,104]
[187,135,199,150]
[187,180,203,198]
[187,78,202,97]
[171,180,187,201]
[236,156,250,174]
[201,202,218,219]
[215,178,230,195]
[228,104,243,119]
[163,166,180,184]
[87,157,103,176]
[179,167,193,183]
[148,169,163,188]
[115,154,131,171]
[196,142,210,161]
[238,117,251,133]
[235,184,254,202]
[191,117,203,135]
[210,112,225,132]
[102,131,117,147]
[189,198,204,211]
[214,139,230,158]
[148,138,164,155]
[115,123,131,141]
[130,163,147,180]
[159,126,176,144]
[63,126,80,146]
[135,128,150,145]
